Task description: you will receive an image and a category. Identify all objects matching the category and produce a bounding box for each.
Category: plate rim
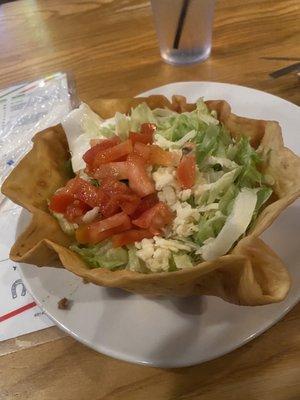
[138,80,300,111]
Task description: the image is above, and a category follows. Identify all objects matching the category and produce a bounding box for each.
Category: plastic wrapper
[0,72,79,198]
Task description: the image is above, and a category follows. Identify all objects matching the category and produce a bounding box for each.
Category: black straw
[173,0,190,49]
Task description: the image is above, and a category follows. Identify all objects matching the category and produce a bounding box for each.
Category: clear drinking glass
[151,0,215,65]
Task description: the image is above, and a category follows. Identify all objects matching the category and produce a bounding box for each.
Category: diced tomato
[140,123,156,136]
[132,144,179,167]
[114,155,128,162]
[131,193,159,219]
[176,154,196,189]
[149,145,174,166]
[101,178,130,196]
[64,177,77,190]
[129,123,156,145]
[100,178,140,215]
[115,193,141,215]
[90,136,120,148]
[67,177,106,208]
[64,177,119,217]
[127,154,155,197]
[129,131,153,145]
[112,229,154,248]
[76,211,131,244]
[49,191,74,213]
[90,211,130,232]
[76,222,130,244]
[92,140,133,168]
[132,202,174,235]
[133,142,151,161]
[65,200,91,223]
[130,131,152,145]
[101,198,121,218]
[83,136,121,165]
[92,162,128,180]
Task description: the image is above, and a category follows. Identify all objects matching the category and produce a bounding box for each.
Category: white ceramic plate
[17,82,300,368]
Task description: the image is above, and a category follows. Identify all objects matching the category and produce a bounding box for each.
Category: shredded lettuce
[115,112,130,140]
[204,169,224,184]
[153,99,218,145]
[130,103,157,131]
[195,125,220,165]
[196,124,230,160]
[173,253,193,269]
[98,125,115,137]
[207,168,240,203]
[204,156,238,170]
[255,186,273,210]
[218,184,239,216]
[71,242,128,269]
[127,245,145,272]
[195,99,219,125]
[194,212,226,245]
[52,212,77,236]
[200,188,257,260]
[156,114,200,142]
[249,186,273,227]
[195,168,240,205]
[234,137,263,187]
[155,129,197,150]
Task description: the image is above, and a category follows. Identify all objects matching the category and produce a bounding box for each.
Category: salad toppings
[91,162,128,180]
[176,154,196,189]
[64,200,91,223]
[126,154,155,197]
[83,136,121,164]
[76,211,131,244]
[132,202,174,235]
[131,193,159,219]
[52,99,273,273]
[92,139,133,167]
[129,122,156,144]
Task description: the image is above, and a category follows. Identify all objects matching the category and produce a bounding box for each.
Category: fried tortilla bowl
[2,95,300,306]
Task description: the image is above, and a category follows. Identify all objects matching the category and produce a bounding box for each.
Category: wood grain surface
[0,0,299,399]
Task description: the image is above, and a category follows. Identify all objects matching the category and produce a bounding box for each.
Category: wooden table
[0,0,299,399]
